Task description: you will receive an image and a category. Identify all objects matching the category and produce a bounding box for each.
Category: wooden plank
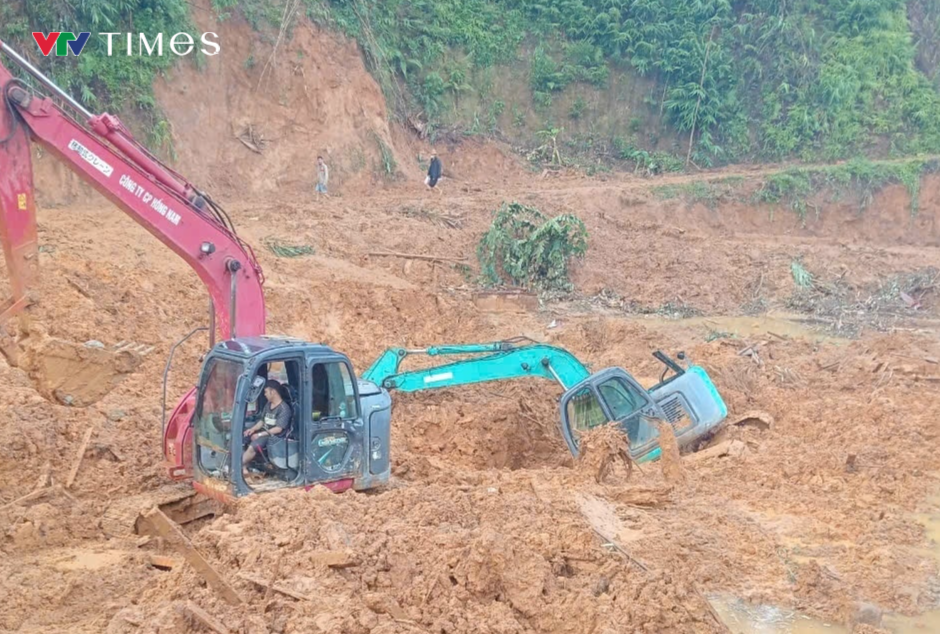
[148,555,178,570]
[368,250,467,264]
[141,507,243,605]
[310,550,359,568]
[65,426,95,489]
[237,572,309,601]
[176,601,231,634]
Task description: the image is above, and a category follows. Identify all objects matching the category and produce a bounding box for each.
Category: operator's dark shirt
[261,401,292,438]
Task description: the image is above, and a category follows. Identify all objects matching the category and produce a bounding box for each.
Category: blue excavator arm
[362,337,592,392]
[361,337,729,463]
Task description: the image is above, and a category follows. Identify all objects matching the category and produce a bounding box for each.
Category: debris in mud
[786,265,939,337]
[730,409,774,430]
[685,440,747,464]
[656,419,687,485]
[394,204,465,228]
[588,287,703,319]
[576,422,633,484]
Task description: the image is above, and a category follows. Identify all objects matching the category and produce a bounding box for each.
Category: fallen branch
[592,528,649,572]
[66,276,92,298]
[236,135,262,154]
[368,250,467,264]
[0,486,51,511]
[693,584,732,633]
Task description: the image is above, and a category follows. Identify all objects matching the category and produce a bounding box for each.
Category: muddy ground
[2,165,939,634]
[3,5,940,633]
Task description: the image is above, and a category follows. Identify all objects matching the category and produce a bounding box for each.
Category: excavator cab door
[303,357,365,489]
[559,368,665,459]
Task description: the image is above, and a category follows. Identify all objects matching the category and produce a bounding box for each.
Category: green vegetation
[652,158,940,220]
[263,236,316,257]
[8,0,940,172]
[297,0,940,167]
[0,1,198,152]
[754,158,940,218]
[790,258,814,290]
[477,201,588,292]
[372,131,399,178]
[653,177,743,208]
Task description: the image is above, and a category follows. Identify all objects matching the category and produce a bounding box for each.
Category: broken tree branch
[176,601,231,634]
[368,250,468,264]
[0,486,51,511]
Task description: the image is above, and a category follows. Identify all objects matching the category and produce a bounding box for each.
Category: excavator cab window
[597,377,648,420]
[241,357,303,489]
[194,356,244,475]
[309,360,359,472]
[565,387,610,431]
[310,361,358,421]
[596,376,656,446]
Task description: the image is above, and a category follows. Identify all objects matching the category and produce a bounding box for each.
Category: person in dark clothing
[242,379,292,468]
[425,151,442,192]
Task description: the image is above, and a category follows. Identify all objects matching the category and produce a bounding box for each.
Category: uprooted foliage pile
[477,201,588,293]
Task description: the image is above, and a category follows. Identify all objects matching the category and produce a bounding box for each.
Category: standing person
[425,150,442,194]
[316,155,330,199]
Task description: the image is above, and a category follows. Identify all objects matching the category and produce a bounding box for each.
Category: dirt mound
[109,482,727,634]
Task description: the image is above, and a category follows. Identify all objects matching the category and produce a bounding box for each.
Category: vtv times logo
[31,32,220,57]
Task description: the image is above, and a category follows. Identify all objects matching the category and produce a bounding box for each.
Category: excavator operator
[242,379,292,471]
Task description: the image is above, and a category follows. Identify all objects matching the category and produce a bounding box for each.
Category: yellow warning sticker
[17,193,27,210]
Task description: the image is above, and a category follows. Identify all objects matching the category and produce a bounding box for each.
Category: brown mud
[2,3,940,633]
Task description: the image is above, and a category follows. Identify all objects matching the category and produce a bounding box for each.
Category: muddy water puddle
[712,489,940,633]
[709,595,847,633]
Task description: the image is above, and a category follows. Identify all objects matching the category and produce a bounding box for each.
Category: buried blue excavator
[362,336,728,463]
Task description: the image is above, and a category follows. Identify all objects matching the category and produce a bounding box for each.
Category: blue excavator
[362,336,727,463]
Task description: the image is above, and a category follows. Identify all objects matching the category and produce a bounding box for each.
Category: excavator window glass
[311,361,359,420]
[566,387,609,431]
[597,377,648,420]
[194,357,243,471]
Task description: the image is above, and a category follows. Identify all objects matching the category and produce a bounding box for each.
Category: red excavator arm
[0,41,267,479]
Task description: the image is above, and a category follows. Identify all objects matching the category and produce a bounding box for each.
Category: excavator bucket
[0,319,153,406]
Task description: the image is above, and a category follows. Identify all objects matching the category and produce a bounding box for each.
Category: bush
[477,201,588,292]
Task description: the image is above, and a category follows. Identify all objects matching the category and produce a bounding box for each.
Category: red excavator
[0,41,395,529]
